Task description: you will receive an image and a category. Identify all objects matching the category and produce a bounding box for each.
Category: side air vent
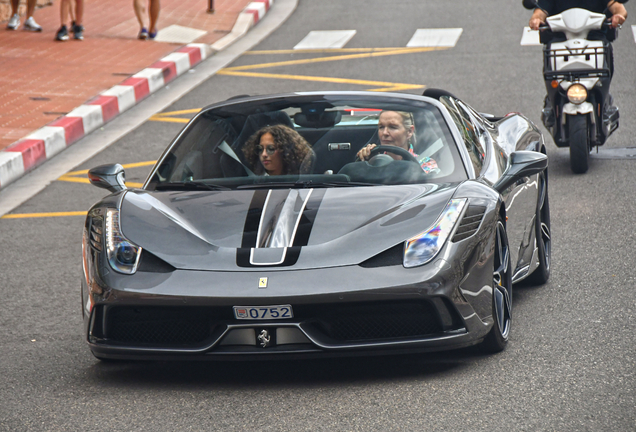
[452,205,486,242]
[89,216,103,252]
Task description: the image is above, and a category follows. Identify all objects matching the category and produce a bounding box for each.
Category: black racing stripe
[236,189,326,268]
[236,246,302,268]
[292,189,326,247]
[241,190,269,248]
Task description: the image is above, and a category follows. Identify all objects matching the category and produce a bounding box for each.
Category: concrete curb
[0,0,274,190]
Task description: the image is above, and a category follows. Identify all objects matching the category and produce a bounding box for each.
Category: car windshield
[146,95,468,190]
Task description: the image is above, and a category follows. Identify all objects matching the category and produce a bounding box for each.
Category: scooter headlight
[567,84,587,105]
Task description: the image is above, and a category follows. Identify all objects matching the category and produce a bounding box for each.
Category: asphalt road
[1,0,635,430]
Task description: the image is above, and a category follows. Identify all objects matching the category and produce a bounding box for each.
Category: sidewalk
[0,0,274,189]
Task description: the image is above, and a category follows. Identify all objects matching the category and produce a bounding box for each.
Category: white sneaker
[6,13,20,30]
[23,16,42,32]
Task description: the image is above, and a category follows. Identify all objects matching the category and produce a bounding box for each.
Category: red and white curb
[0,0,274,190]
[211,0,274,51]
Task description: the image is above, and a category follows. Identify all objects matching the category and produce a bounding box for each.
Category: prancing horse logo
[259,277,268,288]
[257,329,271,348]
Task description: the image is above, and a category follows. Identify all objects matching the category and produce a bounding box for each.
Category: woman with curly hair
[243,124,313,176]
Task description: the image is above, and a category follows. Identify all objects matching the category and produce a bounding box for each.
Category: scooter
[522,0,627,173]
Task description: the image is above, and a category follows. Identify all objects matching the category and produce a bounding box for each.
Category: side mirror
[522,0,537,9]
[494,151,547,193]
[88,164,127,193]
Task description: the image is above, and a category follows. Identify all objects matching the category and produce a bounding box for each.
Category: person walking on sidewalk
[6,0,42,31]
[55,0,84,41]
[134,0,160,40]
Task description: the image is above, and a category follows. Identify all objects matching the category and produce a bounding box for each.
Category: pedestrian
[55,0,84,41]
[134,0,160,40]
[6,0,42,31]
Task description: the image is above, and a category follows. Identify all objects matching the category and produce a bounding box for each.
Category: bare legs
[134,0,160,37]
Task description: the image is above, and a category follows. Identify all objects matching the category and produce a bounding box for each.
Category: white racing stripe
[406,28,463,47]
[293,30,357,49]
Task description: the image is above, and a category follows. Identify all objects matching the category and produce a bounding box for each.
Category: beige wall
[1,0,52,22]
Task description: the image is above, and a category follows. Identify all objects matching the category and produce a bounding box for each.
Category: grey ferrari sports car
[82,90,551,361]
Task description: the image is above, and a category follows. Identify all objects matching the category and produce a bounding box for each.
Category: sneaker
[138,27,148,40]
[6,13,19,30]
[23,16,42,31]
[72,23,83,40]
[55,25,69,41]
[148,29,157,40]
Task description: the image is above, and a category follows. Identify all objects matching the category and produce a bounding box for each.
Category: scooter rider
[529,1,627,32]
[528,0,628,126]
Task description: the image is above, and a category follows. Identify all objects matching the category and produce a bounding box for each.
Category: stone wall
[0,0,52,22]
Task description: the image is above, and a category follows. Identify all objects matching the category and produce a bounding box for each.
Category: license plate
[233,305,294,320]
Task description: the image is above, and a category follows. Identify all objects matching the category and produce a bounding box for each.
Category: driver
[356,110,440,175]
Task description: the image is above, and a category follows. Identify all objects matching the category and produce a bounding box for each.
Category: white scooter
[523,1,627,173]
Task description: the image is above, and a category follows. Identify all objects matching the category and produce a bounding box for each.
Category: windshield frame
[144,92,470,191]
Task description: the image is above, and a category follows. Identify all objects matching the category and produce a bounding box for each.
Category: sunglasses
[256,145,278,156]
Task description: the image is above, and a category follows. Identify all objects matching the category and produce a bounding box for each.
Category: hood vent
[451,205,486,242]
[359,244,403,268]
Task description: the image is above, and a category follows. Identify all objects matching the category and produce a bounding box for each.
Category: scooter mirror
[522,0,537,9]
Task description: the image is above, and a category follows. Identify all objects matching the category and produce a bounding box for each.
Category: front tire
[481,218,512,353]
[525,170,551,285]
[569,114,590,174]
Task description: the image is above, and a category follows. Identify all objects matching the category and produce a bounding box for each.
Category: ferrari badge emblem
[257,329,271,348]
[259,277,268,288]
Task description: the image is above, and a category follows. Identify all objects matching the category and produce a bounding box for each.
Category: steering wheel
[358,145,420,164]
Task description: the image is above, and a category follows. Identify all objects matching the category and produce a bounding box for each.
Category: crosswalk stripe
[406,28,463,48]
[521,26,541,46]
[294,30,357,50]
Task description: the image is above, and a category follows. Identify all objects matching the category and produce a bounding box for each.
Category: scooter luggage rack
[543,46,610,81]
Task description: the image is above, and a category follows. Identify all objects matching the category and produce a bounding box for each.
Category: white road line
[632,25,636,43]
[521,26,541,46]
[406,28,463,48]
[293,30,357,49]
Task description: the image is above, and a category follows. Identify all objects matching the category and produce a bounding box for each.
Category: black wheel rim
[493,221,512,339]
[537,173,551,272]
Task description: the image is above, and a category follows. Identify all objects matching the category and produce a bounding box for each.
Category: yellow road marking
[63,161,157,177]
[149,109,201,123]
[216,70,424,92]
[1,211,87,219]
[152,109,202,116]
[223,47,445,72]
[149,116,190,123]
[57,176,143,188]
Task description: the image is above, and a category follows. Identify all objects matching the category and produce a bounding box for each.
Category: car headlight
[403,199,466,268]
[105,208,142,274]
[566,84,587,105]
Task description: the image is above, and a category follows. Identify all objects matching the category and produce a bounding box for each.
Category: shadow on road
[86,346,489,388]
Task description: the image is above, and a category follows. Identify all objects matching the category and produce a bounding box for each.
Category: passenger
[356,110,440,174]
[243,124,313,176]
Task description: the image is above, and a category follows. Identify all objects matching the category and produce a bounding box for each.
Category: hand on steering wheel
[355,144,419,164]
